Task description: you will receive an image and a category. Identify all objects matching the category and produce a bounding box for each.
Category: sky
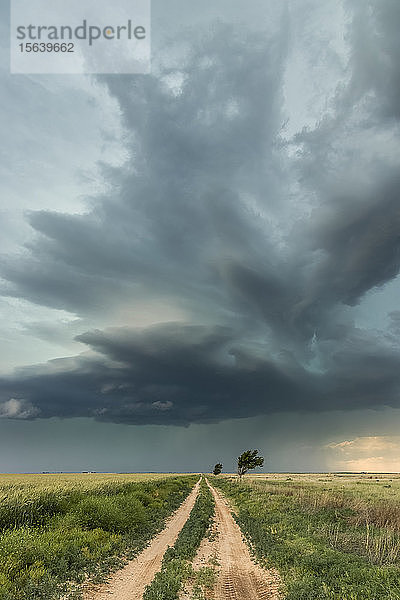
[1,0,400,473]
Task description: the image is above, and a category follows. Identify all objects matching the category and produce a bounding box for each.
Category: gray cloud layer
[2,2,400,425]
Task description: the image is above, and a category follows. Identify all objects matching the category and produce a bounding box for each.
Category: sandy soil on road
[82,478,281,600]
[82,479,200,600]
[210,482,281,600]
[181,481,281,600]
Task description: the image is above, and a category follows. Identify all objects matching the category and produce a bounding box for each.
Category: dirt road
[183,481,281,600]
[82,479,200,600]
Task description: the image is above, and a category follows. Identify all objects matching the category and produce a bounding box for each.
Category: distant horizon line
[1,470,400,475]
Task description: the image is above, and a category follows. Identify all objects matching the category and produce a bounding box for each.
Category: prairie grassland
[0,472,197,600]
[251,472,400,530]
[0,473,186,531]
[213,473,400,600]
[0,472,180,495]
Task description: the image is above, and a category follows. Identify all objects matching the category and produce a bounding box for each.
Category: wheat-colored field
[0,471,181,490]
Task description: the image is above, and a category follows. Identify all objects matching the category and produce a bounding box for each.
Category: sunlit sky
[1,0,400,473]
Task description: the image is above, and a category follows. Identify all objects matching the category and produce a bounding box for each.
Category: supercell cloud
[2,1,400,427]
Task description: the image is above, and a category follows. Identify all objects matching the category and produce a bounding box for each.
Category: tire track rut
[207,481,282,600]
[82,479,201,600]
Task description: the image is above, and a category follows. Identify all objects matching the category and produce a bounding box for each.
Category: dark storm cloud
[287,171,400,338]
[1,322,400,424]
[314,175,400,305]
[0,323,312,424]
[2,4,400,424]
[1,25,290,318]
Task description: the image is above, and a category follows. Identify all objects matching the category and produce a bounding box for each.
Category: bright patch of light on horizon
[325,436,400,472]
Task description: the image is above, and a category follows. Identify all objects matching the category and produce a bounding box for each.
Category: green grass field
[213,473,400,600]
[4,471,400,600]
[0,472,197,600]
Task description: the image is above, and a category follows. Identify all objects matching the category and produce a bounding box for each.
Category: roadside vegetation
[5,462,400,600]
[213,474,400,600]
[143,477,215,600]
[0,473,196,600]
